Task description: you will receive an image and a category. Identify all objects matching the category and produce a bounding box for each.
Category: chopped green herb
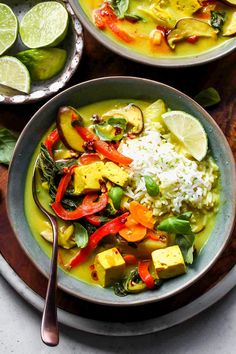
[211,11,226,31]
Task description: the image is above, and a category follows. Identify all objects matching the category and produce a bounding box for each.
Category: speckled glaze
[68,0,236,68]
[0,0,83,104]
[7,77,236,306]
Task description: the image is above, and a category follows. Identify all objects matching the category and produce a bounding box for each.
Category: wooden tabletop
[0,30,236,321]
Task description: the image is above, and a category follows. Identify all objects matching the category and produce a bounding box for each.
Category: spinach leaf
[157,213,193,236]
[109,0,129,18]
[175,234,195,264]
[113,281,128,297]
[38,144,79,209]
[194,87,221,108]
[211,11,225,31]
[144,175,159,197]
[0,129,17,165]
[74,222,89,249]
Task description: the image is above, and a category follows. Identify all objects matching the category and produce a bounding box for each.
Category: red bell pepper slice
[80,153,101,165]
[67,212,129,268]
[94,140,133,166]
[55,166,75,203]
[71,115,133,166]
[52,192,108,220]
[138,261,156,289]
[93,3,134,43]
[44,129,60,158]
[85,214,103,226]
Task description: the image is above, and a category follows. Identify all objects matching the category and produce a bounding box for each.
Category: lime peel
[0,56,30,94]
[19,1,69,49]
[0,4,18,55]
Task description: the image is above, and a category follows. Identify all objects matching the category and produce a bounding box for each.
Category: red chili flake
[83,140,95,152]
[156,25,171,38]
[89,264,95,271]
[115,127,122,136]
[91,270,98,281]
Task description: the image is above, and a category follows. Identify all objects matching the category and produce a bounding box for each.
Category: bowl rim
[0,0,84,104]
[68,0,236,68]
[7,76,236,306]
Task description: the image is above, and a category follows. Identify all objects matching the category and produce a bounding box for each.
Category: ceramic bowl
[7,77,236,306]
[0,0,83,104]
[68,0,236,68]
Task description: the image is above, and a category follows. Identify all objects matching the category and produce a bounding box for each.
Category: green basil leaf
[144,175,159,197]
[109,0,129,18]
[175,234,195,264]
[194,87,221,108]
[94,117,126,141]
[107,117,127,129]
[210,11,226,31]
[74,223,89,249]
[177,212,192,221]
[0,129,17,166]
[158,215,193,235]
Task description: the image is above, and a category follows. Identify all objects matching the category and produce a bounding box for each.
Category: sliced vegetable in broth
[79,0,236,58]
[25,98,220,297]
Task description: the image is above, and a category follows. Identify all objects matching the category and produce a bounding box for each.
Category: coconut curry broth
[25,98,218,289]
[80,0,236,58]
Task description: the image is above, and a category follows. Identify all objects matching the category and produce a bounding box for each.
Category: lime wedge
[0,4,18,55]
[20,1,69,48]
[0,56,30,94]
[162,111,208,161]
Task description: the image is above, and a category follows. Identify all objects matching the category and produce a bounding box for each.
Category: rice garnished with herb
[119,129,219,216]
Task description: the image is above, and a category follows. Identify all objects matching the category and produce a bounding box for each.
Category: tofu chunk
[103,162,129,187]
[152,245,186,279]
[73,161,104,194]
[95,247,125,287]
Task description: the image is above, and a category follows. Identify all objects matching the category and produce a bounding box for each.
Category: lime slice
[0,56,30,94]
[162,111,208,161]
[0,4,18,55]
[20,1,69,48]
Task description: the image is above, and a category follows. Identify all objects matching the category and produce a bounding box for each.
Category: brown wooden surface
[0,31,236,322]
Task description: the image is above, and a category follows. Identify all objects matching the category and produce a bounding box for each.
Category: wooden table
[0,31,236,321]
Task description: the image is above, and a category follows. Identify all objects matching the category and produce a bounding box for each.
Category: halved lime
[162,111,208,161]
[20,1,69,49]
[0,56,30,94]
[0,4,18,55]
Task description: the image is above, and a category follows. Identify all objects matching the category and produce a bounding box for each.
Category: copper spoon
[32,166,59,346]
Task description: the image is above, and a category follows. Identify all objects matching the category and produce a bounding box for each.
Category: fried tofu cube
[103,162,129,187]
[73,161,104,194]
[152,245,186,279]
[95,247,125,287]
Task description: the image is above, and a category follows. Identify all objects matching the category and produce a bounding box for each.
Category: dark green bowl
[7,77,236,306]
[68,0,236,67]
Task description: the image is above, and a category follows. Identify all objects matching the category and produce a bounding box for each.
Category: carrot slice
[125,214,138,227]
[129,201,155,229]
[119,223,147,242]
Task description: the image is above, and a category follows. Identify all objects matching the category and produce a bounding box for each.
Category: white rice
[119,129,219,216]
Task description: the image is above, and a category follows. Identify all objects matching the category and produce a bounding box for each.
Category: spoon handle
[41,217,59,347]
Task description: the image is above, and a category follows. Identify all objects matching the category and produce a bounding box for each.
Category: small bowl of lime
[0,0,83,104]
